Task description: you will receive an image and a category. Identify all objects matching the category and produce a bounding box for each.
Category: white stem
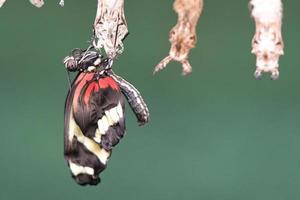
[250,0,282,24]
[59,0,64,7]
[29,0,44,8]
[1,0,63,8]
[0,0,6,8]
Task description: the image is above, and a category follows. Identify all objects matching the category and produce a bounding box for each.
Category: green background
[0,0,299,199]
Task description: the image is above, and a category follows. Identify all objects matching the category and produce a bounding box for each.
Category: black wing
[64,72,125,185]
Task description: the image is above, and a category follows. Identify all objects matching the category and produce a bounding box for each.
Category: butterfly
[63,48,149,185]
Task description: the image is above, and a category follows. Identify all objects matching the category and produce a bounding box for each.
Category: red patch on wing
[73,75,119,109]
[83,82,99,105]
[98,77,119,91]
[73,73,94,111]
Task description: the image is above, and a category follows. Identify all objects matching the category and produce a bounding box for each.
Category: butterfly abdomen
[64,72,125,186]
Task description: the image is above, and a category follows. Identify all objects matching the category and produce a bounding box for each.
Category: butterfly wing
[64,73,125,185]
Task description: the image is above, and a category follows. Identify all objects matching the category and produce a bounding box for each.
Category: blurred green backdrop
[0,0,300,200]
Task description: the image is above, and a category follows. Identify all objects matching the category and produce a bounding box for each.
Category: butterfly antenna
[65,69,72,91]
